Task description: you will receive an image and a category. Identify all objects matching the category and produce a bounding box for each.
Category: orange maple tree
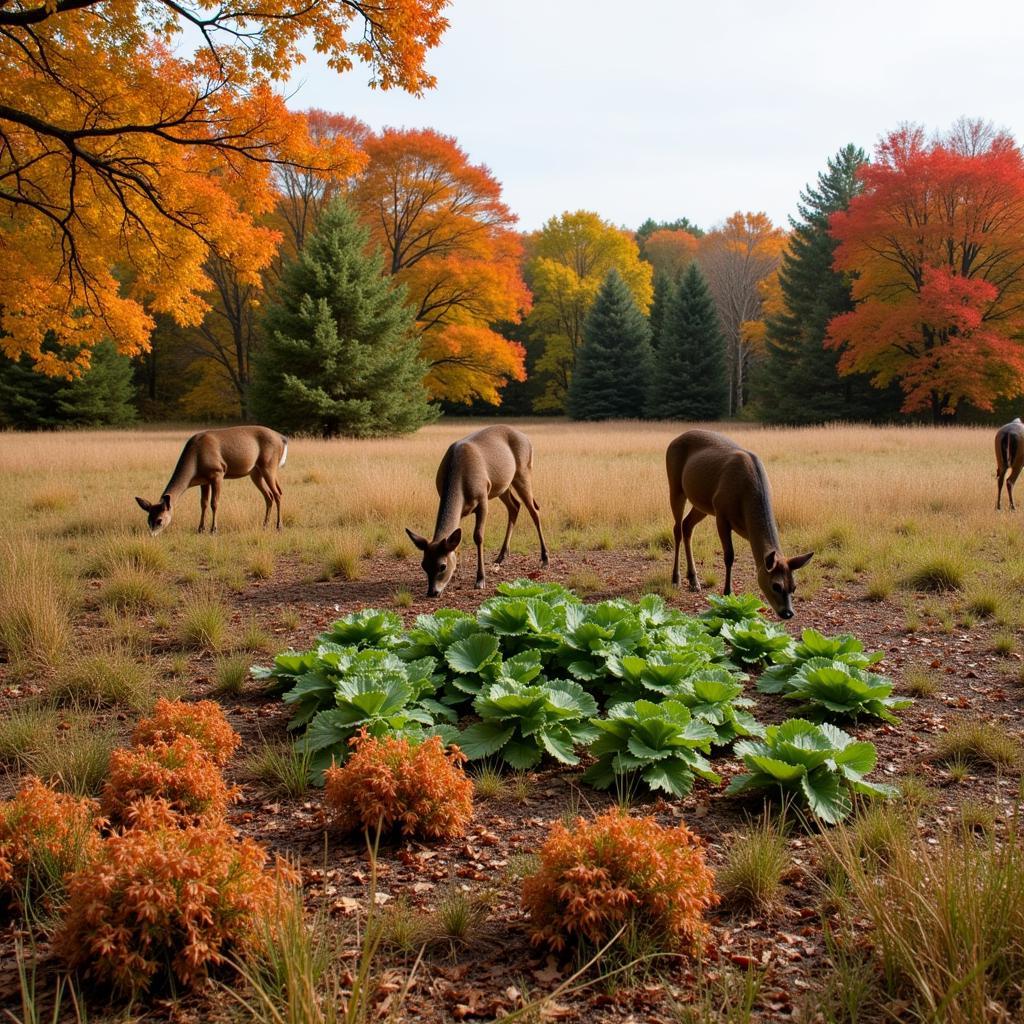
[351,128,531,405]
[827,122,1024,419]
[0,0,449,377]
[643,228,699,279]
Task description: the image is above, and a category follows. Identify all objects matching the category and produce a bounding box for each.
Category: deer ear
[788,551,814,571]
[135,497,152,512]
[405,528,429,552]
[444,528,462,552]
[764,550,780,572]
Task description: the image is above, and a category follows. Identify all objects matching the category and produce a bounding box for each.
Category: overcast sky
[285,0,1024,233]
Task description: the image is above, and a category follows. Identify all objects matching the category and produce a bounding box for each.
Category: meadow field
[2,419,1024,1023]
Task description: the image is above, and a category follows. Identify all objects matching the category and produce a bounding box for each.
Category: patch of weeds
[28,718,118,797]
[318,541,361,582]
[243,740,312,797]
[0,705,62,769]
[959,799,997,835]
[566,569,604,597]
[374,896,429,954]
[903,604,921,633]
[431,885,490,948]
[934,720,1024,771]
[98,563,165,614]
[213,654,250,697]
[471,763,507,801]
[902,664,939,698]
[508,771,533,804]
[30,487,79,512]
[718,811,790,912]
[247,549,275,580]
[993,629,1017,656]
[673,960,765,1023]
[903,555,965,593]
[896,773,935,810]
[239,621,275,654]
[505,852,541,881]
[46,647,156,712]
[390,540,412,561]
[179,589,230,651]
[864,571,894,602]
[392,588,414,609]
[945,755,971,783]
[279,609,301,631]
[965,586,1003,619]
[639,572,675,600]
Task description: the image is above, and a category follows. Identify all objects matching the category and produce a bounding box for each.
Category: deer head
[757,549,814,619]
[135,494,173,535]
[405,527,462,598]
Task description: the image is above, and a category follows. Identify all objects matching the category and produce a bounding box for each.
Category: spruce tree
[250,198,436,437]
[648,271,672,351]
[566,269,652,420]
[755,145,902,424]
[646,264,728,420]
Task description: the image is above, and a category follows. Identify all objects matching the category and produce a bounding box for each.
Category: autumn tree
[349,128,530,406]
[827,122,1024,420]
[756,145,901,424]
[567,270,652,420]
[643,229,699,279]
[526,211,653,412]
[647,264,727,421]
[698,212,787,413]
[637,217,704,249]
[0,0,448,379]
[250,198,436,438]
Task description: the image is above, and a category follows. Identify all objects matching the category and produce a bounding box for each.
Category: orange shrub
[0,777,103,913]
[56,822,294,995]
[132,698,240,767]
[102,736,239,827]
[521,809,718,956]
[323,732,473,841]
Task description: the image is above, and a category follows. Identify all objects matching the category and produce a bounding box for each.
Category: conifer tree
[566,269,652,420]
[250,198,436,437]
[756,145,901,423]
[648,271,672,351]
[646,264,728,420]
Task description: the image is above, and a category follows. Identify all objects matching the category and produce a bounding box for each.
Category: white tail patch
[279,441,288,468]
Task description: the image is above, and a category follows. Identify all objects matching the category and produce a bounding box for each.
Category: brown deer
[995,417,1024,511]
[405,425,549,597]
[666,429,813,619]
[135,426,287,535]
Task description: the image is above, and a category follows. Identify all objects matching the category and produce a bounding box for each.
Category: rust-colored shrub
[56,822,295,995]
[0,777,103,913]
[521,809,718,956]
[323,732,473,841]
[132,698,240,767]
[102,736,239,826]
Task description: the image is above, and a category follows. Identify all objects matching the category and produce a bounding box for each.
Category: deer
[135,425,287,535]
[995,417,1024,511]
[405,425,549,598]
[666,429,813,620]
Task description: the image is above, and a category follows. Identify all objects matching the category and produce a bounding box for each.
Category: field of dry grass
[2,418,1024,1023]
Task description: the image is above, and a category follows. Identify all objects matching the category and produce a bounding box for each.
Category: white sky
[285,0,1024,233]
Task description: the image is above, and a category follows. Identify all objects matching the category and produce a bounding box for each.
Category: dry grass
[45,646,156,711]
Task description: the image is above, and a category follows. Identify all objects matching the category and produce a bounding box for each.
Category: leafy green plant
[582,700,720,798]
[781,659,912,724]
[727,719,897,824]
[458,679,598,769]
[758,628,884,694]
[699,593,766,634]
[319,609,402,649]
[719,618,794,668]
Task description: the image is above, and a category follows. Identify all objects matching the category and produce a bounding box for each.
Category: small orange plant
[323,732,473,841]
[0,777,103,914]
[521,808,718,957]
[102,736,239,827]
[132,697,240,767]
[56,822,295,995]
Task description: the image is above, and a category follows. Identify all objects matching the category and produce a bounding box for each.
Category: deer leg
[716,516,735,595]
[1008,462,1022,512]
[682,507,708,591]
[251,470,273,528]
[473,504,487,589]
[495,491,520,563]
[198,484,210,534]
[997,467,1006,511]
[513,478,549,565]
[209,475,223,534]
[670,487,687,585]
[271,476,283,530]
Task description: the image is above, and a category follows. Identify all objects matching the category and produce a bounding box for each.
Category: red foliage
[131,698,240,767]
[323,731,473,841]
[827,122,1024,416]
[0,778,103,912]
[103,736,239,827]
[521,809,718,956]
[55,822,295,995]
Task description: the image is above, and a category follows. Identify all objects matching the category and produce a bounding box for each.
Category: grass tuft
[903,555,965,593]
[243,741,312,797]
[213,654,251,696]
[471,764,507,801]
[934,720,1024,771]
[179,589,230,651]
[718,812,790,912]
[28,718,118,797]
[46,647,156,711]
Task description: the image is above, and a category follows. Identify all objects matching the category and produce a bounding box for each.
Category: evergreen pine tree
[755,145,902,424]
[648,271,672,351]
[250,198,436,437]
[646,264,728,420]
[566,269,652,421]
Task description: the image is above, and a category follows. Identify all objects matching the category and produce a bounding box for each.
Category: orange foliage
[56,822,294,995]
[132,698,241,767]
[0,0,447,376]
[522,809,717,956]
[323,732,473,841]
[0,778,103,912]
[828,122,1024,417]
[103,737,239,827]
[352,128,531,405]
[644,229,699,279]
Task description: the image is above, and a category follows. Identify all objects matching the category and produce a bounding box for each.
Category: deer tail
[279,436,289,468]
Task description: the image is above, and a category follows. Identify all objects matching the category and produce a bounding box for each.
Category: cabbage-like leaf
[320,609,402,649]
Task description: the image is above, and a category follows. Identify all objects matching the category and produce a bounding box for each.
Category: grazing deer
[995,417,1024,511]
[135,426,287,535]
[405,425,549,597]
[666,429,813,619]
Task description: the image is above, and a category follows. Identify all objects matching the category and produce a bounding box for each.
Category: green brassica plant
[719,618,794,668]
[727,718,897,824]
[782,659,911,724]
[758,628,884,695]
[699,593,767,635]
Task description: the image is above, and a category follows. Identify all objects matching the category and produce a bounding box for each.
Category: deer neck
[162,444,198,501]
[743,461,783,563]
[432,455,465,543]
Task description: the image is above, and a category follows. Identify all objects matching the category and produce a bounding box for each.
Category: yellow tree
[698,212,787,413]
[526,211,653,412]
[0,0,448,377]
[351,128,531,406]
